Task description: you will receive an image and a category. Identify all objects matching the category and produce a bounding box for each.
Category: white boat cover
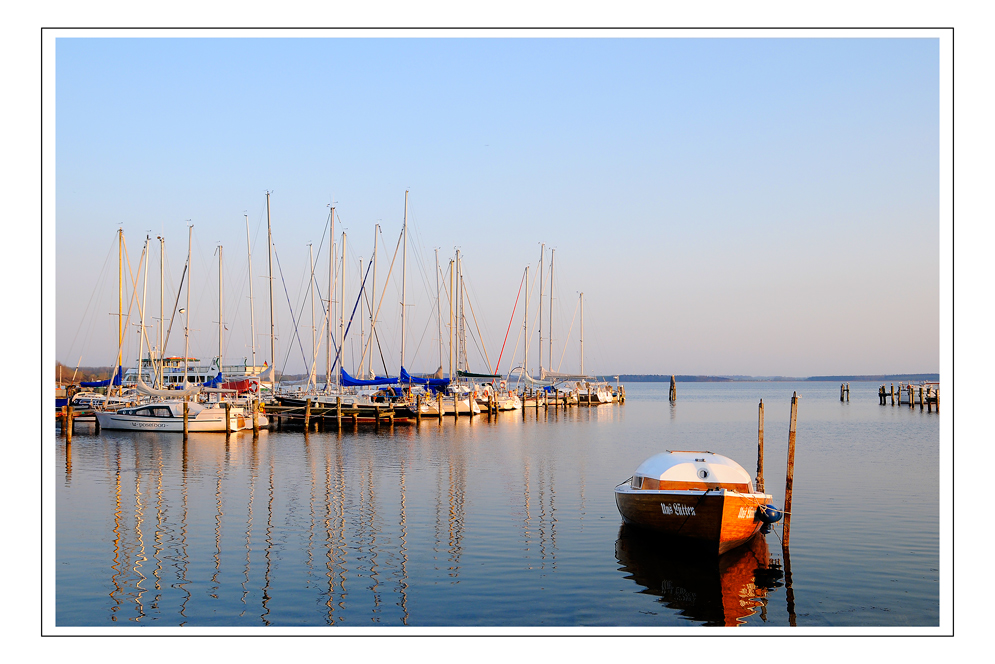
[136,377,201,399]
[633,451,754,487]
[540,368,592,381]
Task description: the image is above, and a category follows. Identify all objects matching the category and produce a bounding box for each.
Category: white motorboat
[94,400,247,432]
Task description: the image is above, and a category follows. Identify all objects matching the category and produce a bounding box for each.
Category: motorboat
[94,400,247,432]
[614,450,782,555]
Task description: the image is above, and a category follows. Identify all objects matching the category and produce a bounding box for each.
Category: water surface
[55,381,939,628]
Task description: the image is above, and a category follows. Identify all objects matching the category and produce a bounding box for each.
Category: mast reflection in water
[55,382,940,627]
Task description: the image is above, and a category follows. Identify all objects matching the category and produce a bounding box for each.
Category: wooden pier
[877,382,939,413]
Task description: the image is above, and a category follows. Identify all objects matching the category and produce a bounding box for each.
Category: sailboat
[95,232,247,432]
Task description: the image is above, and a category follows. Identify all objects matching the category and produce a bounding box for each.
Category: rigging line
[506,263,537,386]
[361,288,390,378]
[330,257,374,375]
[274,248,314,381]
[162,262,188,360]
[556,296,580,373]
[358,224,403,369]
[494,267,526,376]
[461,275,492,374]
[65,233,116,363]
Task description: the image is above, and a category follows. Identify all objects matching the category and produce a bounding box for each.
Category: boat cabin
[118,402,205,418]
[629,451,755,493]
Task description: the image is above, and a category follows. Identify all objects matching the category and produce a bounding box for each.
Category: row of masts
[109,190,591,394]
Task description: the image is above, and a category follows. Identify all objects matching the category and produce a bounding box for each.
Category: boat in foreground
[94,400,247,432]
[614,450,781,555]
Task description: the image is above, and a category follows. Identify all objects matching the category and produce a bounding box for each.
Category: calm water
[54,381,940,628]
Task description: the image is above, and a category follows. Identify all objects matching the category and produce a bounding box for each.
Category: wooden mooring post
[252,399,259,434]
[303,398,311,431]
[438,393,443,422]
[756,399,765,492]
[669,375,676,402]
[224,401,232,435]
[336,397,342,430]
[183,400,189,438]
[783,391,799,548]
[66,406,74,444]
[890,383,895,405]
[416,394,422,424]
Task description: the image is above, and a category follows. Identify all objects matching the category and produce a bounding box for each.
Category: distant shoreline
[56,364,939,385]
[606,374,940,383]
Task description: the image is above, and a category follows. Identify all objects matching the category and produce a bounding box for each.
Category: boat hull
[94,408,246,432]
[614,486,770,555]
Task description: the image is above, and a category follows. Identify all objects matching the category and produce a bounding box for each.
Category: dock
[877,382,939,412]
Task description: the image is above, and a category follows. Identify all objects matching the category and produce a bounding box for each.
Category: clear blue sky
[55,36,939,377]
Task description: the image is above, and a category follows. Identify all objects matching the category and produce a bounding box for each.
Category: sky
[54,35,941,378]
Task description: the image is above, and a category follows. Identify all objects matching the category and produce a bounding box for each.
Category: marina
[45,33,949,638]
[54,381,939,628]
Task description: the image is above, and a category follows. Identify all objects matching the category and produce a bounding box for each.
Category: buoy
[757,504,783,523]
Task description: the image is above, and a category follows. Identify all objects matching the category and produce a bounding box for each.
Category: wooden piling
[783,392,799,548]
[927,386,932,413]
[890,383,895,405]
[437,394,443,422]
[919,386,924,411]
[252,399,259,434]
[183,400,189,438]
[840,383,845,402]
[304,398,311,430]
[669,375,676,402]
[60,405,67,435]
[224,401,232,434]
[66,406,74,444]
[936,388,940,414]
[336,396,342,429]
[756,399,765,493]
[454,394,459,421]
[416,394,422,424]
[846,383,849,402]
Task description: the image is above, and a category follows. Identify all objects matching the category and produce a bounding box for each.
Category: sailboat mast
[184,225,193,386]
[435,248,442,374]
[400,190,408,373]
[266,192,276,386]
[325,206,338,391]
[359,256,364,378]
[309,243,316,391]
[140,236,150,385]
[448,258,454,382]
[117,228,123,395]
[455,250,461,377]
[538,242,544,374]
[218,243,223,381]
[245,214,257,375]
[549,248,554,374]
[370,223,378,379]
[524,265,529,380]
[339,231,346,386]
[158,235,164,389]
[580,292,584,376]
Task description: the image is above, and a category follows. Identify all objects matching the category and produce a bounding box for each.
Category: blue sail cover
[400,367,450,388]
[203,372,224,388]
[80,366,124,388]
[340,368,398,387]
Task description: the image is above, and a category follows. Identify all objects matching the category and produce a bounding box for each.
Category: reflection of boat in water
[615,524,783,626]
[614,451,782,555]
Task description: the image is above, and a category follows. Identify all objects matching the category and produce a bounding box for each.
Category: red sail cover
[221,378,258,394]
